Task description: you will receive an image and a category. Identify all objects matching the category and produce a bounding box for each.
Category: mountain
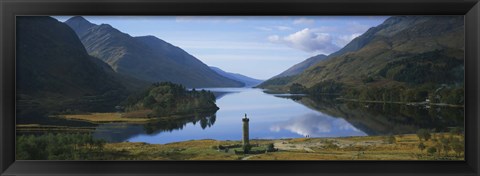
[258,17,396,88]
[16,16,130,116]
[272,54,328,79]
[61,16,96,38]
[86,54,150,92]
[262,17,399,83]
[65,16,244,88]
[260,16,464,92]
[209,67,263,87]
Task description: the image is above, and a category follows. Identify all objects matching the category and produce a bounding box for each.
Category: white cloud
[293,18,315,25]
[336,33,361,47]
[268,28,341,54]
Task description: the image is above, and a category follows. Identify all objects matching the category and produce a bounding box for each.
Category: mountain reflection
[143,113,217,134]
[212,91,237,100]
[92,88,463,144]
[93,112,217,142]
[270,113,367,137]
[287,96,464,135]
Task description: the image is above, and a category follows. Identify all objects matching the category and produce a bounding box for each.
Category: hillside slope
[65,16,244,88]
[16,16,129,116]
[271,54,328,79]
[295,16,464,87]
[261,16,464,97]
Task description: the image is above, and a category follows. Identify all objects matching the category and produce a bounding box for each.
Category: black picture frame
[1,0,479,175]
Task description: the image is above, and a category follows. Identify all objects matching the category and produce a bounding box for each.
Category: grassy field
[101,133,464,160]
[60,113,152,123]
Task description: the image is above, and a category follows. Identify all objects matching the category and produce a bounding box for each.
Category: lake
[90,88,464,144]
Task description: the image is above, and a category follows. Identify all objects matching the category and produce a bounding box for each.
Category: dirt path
[241,155,258,160]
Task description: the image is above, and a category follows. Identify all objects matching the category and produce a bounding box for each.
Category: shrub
[16,133,106,160]
[416,129,432,141]
[418,142,426,152]
[266,143,275,152]
[242,144,252,154]
[427,147,437,156]
[386,135,396,144]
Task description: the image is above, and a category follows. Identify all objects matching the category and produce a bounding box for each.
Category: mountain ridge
[271,54,328,79]
[261,16,393,85]
[209,66,263,87]
[259,16,464,92]
[65,16,244,88]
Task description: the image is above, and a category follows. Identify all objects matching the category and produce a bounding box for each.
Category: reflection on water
[297,96,464,135]
[93,113,217,143]
[144,114,217,134]
[130,88,460,144]
[270,112,366,137]
[95,88,464,144]
[17,88,464,144]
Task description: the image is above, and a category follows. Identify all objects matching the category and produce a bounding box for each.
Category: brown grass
[101,133,464,161]
[61,113,152,123]
[104,140,241,160]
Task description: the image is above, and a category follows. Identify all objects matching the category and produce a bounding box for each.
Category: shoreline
[260,88,464,108]
[50,111,216,124]
[336,98,464,108]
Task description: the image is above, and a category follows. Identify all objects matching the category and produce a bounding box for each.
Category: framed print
[1,0,479,175]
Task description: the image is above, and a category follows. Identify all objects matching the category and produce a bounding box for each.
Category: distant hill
[272,54,328,79]
[209,66,263,87]
[259,16,464,94]
[65,16,244,88]
[16,16,130,116]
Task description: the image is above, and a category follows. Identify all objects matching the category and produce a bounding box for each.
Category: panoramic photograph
[16,15,465,160]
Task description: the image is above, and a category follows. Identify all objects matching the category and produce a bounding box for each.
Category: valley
[15,15,465,161]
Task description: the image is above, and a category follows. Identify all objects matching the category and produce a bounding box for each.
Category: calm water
[89,88,464,144]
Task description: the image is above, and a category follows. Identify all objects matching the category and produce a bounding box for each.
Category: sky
[54,16,389,80]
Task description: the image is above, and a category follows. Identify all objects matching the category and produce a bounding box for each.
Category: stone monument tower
[242,113,249,147]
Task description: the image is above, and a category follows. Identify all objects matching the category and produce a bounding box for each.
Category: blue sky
[54,16,389,80]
